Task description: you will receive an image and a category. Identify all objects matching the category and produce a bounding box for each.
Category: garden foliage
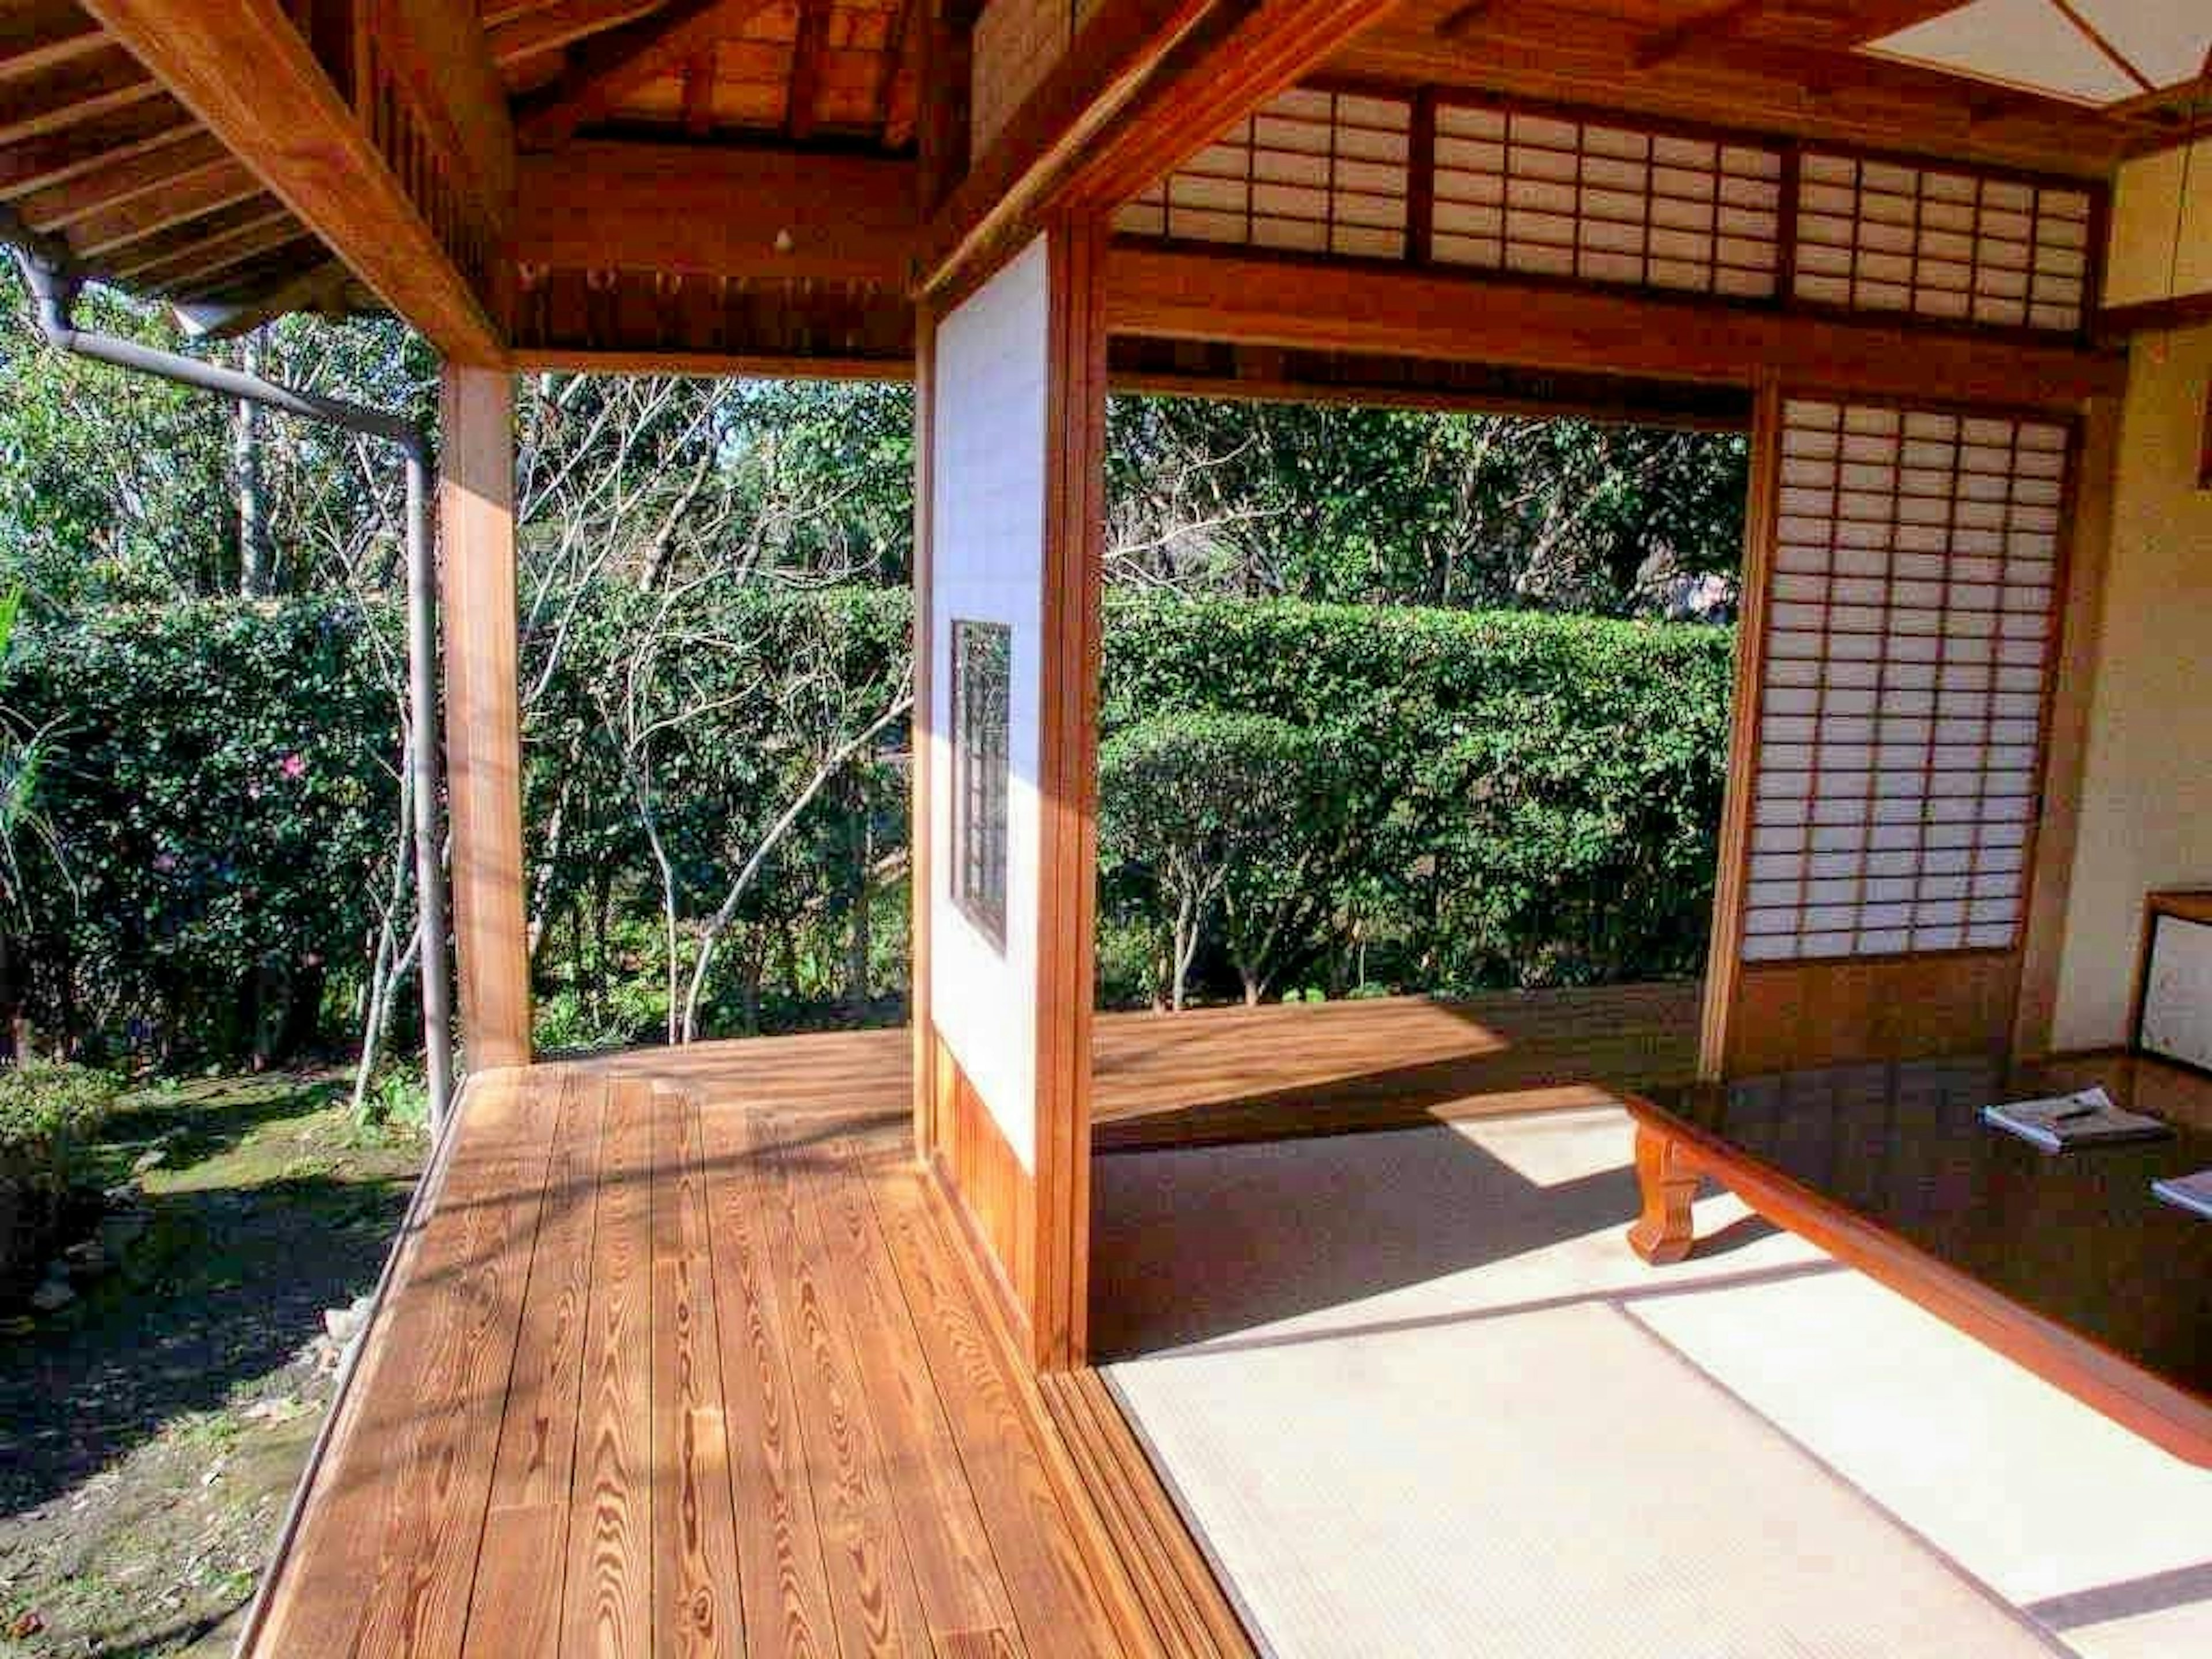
[0,588,1732,1060]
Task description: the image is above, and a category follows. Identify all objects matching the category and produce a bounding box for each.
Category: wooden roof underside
[0,0,2196,349]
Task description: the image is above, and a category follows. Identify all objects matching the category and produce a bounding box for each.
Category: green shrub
[0,1063,123,1185]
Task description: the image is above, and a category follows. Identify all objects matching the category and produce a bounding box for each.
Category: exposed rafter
[74,0,509,362]
[879,0,925,131]
[518,0,770,150]
[787,0,832,139]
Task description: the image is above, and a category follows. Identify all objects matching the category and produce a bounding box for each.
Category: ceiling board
[1866,0,2142,104]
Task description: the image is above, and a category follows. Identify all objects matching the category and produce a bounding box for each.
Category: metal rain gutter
[5,232,455,1129]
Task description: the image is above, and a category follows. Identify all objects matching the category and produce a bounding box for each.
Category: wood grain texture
[1698,373,1781,1080]
[440,363,533,1072]
[650,1085,745,1656]
[1094,982,1702,1151]
[933,1039,1037,1350]
[1033,211,1110,1372]
[1725,952,2024,1075]
[1104,245,2131,406]
[564,1077,653,1657]
[2013,395,2120,1059]
[1037,1369,1253,1658]
[237,1011,1726,1653]
[253,1071,554,1657]
[71,0,505,359]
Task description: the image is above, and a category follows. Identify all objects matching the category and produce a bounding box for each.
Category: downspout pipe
[9,241,454,1131]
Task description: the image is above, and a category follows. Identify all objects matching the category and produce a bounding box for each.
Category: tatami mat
[1095,1108,2212,1659]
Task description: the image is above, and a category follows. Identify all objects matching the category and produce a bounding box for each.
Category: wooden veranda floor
[242,1035,1222,1658]
[242,983,1701,1656]
[1093,979,1704,1150]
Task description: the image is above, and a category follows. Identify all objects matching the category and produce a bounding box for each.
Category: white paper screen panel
[1793,153,2093,333]
[1742,398,2067,965]
[1115,88,1412,258]
[1430,104,1784,297]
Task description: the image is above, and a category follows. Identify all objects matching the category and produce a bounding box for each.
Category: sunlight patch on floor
[1097,1108,2212,1659]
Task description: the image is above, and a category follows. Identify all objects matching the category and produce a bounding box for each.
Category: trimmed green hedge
[1099,596,1736,1000]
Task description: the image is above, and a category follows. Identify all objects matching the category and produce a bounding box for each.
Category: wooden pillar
[1032,212,1108,1370]
[916,221,1105,1372]
[438,362,532,1072]
[912,301,941,1153]
[2013,393,2122,1059]
[1697,370,1781,1081]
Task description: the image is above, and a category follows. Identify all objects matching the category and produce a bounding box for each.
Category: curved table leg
[1627,1123,1698,1264]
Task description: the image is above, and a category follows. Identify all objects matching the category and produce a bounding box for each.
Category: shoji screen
[1793,154,2094,334]
[1717,394,2072,1075]
[1114,88,1413,259]
[1430,104,1785,298]
[1743,398,2067,967]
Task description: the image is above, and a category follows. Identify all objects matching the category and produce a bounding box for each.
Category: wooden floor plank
[565,1077,655,1658]
[259,1070,557,1658]
[245,984,1684,1659]
[698,1097,840,1659]
[870,1157,1127,1659]
[1092,982,1703,1150]
[755,1111,935,1658]
[810,1132,1024,1651]
[465,1073,605,1658]
[650,1085,747,1656]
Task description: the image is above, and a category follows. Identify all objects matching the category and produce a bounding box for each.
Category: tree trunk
[843,790,872,1012]
[235,329,273,597]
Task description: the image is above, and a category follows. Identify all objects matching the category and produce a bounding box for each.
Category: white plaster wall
[2049,323,2212,1051]
[929,235,1050,1170]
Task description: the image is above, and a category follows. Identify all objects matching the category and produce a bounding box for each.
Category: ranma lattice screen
[1742,399,2068,964]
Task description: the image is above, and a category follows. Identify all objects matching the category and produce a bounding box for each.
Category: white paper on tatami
[929,235,1049,1172]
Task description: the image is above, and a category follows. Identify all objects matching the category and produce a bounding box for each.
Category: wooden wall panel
[931,1037,1037,1341]
[1726,952,2022,1074]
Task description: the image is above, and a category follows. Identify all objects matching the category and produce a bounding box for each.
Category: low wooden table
[1625,1055,2212,1466]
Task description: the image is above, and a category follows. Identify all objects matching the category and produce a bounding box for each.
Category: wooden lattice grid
[1115,88,1413,260]
[1429,101,1786,299]
[1742,397,2069,963]
[1793,152,2094,333]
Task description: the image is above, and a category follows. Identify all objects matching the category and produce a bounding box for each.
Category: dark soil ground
[0,1075,424,1657]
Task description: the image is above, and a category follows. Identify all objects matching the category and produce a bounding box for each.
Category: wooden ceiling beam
[879,0,925,132]
[1633,0,1766,71]
[514,142,918,285]
[1104,245,2130,407]
[0,95,195,200]
[787,0,832,140]
[0,0,108,82]
[10,127,217,228]
[487,0,662,69]
[73,157,261,257]
[923,0,1410,296]
[107,198,291,281]
[0,45,160,147]
[141,225,317,295]
[681,50,717,134]
[517,0,770,149]
[74,0,509,362]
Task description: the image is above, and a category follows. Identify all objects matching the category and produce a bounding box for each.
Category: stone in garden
[131,1147,166,1175]
[63,1240,105,1275]
[29,1275,75,1312]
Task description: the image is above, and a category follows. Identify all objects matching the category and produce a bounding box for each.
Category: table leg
[1627,1124,1698,1264]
